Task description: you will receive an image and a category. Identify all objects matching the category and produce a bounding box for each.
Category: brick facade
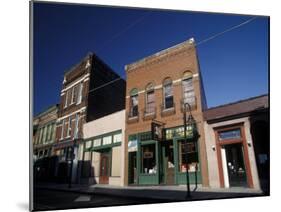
[124,38,209,186]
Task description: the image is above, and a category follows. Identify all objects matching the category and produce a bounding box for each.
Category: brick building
[33,104,59,160]
[124,38,209,186]
[54,53,126,183]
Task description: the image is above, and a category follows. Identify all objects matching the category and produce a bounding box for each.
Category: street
[33,188,163,211]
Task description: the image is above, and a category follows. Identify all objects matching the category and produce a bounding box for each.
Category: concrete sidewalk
[35,183,264,201]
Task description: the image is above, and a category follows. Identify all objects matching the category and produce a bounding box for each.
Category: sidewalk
[35,182,265,201]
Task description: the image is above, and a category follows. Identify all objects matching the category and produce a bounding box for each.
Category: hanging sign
[128,140,138,152]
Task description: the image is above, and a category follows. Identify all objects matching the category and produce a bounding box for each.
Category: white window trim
[60,119,65,140]
[76,83,83,105]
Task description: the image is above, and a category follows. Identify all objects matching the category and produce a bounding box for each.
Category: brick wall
[124,40,209,186]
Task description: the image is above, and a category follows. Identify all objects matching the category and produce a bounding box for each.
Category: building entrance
[222,143,247,187]
[161,142,175,185]
[99,152,109,184]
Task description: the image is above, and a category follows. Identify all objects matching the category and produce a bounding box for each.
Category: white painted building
[79,110,126,186]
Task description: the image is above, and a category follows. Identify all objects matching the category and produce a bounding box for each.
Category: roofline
[125,37,196,72]
[205,107,268,124]
[34,104,59,119]
[204,94,268,112]
[63,52,93,75]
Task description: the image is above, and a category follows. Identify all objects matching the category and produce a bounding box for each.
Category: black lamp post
[183,102,199,199]
[68,140,78,188]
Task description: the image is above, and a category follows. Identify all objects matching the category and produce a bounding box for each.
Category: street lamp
[183,102,198,199]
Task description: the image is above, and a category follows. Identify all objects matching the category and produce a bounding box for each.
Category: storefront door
[128,152,137,184]
[224,143,247,187]
[162,143,175,185]
[99,153,109,184]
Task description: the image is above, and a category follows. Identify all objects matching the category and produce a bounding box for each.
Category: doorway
[223,143,247,187]
[162,142,175,185]
[99,153,109,184]
[128,152,137,184]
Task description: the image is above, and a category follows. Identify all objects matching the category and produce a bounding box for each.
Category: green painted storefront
[128,126,201,185]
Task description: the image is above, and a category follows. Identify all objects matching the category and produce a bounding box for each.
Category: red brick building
[54,53,126,183]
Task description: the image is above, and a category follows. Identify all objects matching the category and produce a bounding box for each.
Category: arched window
[182,71,195,105]
[145,83,155,114]
[163,78,174,109]
[130,88,139,117]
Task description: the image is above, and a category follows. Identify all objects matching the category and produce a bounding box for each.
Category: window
[218,129,241,141]
[141,144,156,174]
[71,85,78,104]
[130,88,138,117]
[113,133,122,143]
[103,136,112,145]
[145,83,155,114]
[93,138,101,147]
[182,71,195,105]
[77,83,83,104]
[42,126,47,144]
[60,119,65,139]
[64,90,70,108]
[85,140,92,149]
[67,117,72,137]
[73,114,79,139]
[178,141,199,172]
[163,78,174,109]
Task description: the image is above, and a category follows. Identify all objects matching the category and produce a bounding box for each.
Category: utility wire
[88,16,258,95]
[195,16,258,46]
[96,11,152,52]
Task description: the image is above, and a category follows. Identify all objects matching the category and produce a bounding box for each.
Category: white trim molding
[58,106,87,121]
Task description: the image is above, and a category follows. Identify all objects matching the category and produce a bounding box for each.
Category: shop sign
[151,122,164,141]
[143,152,153,159]
[128,140,137,152]
[165,126,193,140]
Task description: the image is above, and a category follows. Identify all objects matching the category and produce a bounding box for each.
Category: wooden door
[99,154,109,184]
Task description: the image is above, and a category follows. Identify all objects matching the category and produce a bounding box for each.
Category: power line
[96,11,152,52]
[196,17,258,47]
[88,16,258,95]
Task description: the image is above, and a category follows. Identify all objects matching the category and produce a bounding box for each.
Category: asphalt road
[33,188,161,211]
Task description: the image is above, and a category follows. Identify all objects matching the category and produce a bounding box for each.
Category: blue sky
[33,2,268,115]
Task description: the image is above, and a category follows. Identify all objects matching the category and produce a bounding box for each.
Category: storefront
[81,130,123,185]
[128,125,201,185]
[81,110,126,186]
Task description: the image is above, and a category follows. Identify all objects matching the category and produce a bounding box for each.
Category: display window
[178,141,199,172]
[141,144,157,174]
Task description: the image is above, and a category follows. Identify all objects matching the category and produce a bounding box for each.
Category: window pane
[182,78,193,91]
[113,133,122,143]
[147,91,154,103]
[93,138,101,147]
[103,136,112,145]
[141,144,156,174]
[131,95,138,106]
[218,129,241,141]
[178,141,199,172]
[165,96,174,108]
[164,84,172,96]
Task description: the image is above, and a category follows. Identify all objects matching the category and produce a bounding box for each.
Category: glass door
[224,143,247,187]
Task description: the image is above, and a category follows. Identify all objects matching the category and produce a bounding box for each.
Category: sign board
[128,140,138,152]
[143,152,153,159]
[151,122,164,141]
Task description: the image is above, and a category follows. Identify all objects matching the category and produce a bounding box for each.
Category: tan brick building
[33,104,58,160]
[124,38,209,186]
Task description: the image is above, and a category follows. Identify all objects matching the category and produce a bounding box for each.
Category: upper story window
[64,82,83,108]
[163,78,174,109]
[145,83,155,114]
[129,88,138,117]
[182,71,195,106]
